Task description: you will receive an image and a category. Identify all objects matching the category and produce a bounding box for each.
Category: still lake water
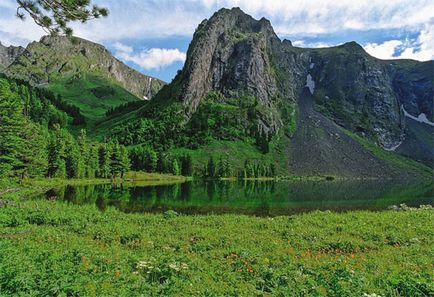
[39,179,434,216]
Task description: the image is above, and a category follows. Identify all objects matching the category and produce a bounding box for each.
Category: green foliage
[180,155,193,176]
[16,0,108,36]
[241,160,275,178]
[0,199,432,296]
[109,92,274,152]
[0,76,133,180]
[130,146,158,172]
[0,79,27,177]
[0,79,50,178]
[98,143,111,178]
[49,75,140,121]
[109,141,130,178]
[171,159,181,176]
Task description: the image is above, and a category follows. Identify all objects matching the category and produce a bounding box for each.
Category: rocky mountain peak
[176,7,282,121]
[0,42,25,72]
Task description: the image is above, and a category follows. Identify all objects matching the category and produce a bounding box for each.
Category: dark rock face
[0,42,24,71]
[5,36,165,100]
[305,44,404,150]
[164,7,433,172]
[391,60,433,122]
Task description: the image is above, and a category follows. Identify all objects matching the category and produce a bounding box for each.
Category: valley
[0,4,433,297]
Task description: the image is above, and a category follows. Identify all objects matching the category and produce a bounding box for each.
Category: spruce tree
[110,141,122,178]
[119,145,130,178]
[206,157,216,178]
[217,158,225,178]
[181,154,193,176]
[47,125,66,178]
[0,79,26,177]
[98,143,111,178]
[172,158,181,176]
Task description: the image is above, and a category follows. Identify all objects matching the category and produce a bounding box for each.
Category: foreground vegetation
[0,195,432,296]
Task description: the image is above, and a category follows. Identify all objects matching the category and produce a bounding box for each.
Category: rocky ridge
[5,35,165,100]
[0,42,24,71]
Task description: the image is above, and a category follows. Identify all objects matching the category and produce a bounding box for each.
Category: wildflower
[169,262,189,272]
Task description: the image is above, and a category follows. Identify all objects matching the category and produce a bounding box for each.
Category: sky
[0,0,433,82]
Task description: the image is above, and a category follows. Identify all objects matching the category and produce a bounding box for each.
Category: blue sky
[0,0,433,82]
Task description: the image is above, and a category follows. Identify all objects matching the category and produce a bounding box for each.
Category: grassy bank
[0,172,186,192]
[0,197,432,296]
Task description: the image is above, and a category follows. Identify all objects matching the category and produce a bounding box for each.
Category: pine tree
[144,147,157,172]
[87,145,99,178]
[16,0,109,36]
[47,125,66,178]
[181,154,193,176]
[0,79,26,177]
[110,141,122,178]
[269,163,276,177]
[172,158,180,176]
[119,145,130,178]
[98,143,111,178]
[156,153,165,173]
[217,157,225,178]
[206,157,216,178]
[21,121,48,178]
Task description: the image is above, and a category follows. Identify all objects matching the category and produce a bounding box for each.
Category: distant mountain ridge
[2,36,165,120]
[5,35,165,99]
[0,42,24,71]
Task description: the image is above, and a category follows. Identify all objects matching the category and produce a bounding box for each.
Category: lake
[37,179,434,216]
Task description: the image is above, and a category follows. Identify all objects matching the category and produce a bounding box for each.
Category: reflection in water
[39,180,434,216]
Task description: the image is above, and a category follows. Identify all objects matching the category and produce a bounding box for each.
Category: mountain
[97,8,433,178]
[0,42,24,71]
[4,36,165,120]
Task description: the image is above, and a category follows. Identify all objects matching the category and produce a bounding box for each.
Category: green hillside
[49,75,140,121]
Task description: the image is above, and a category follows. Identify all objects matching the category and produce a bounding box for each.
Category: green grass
[169,139,276,173]
[49,75,140,122]
[0,197,432,296]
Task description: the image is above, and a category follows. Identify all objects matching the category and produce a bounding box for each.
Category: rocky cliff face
[172,8,289,133]
[0,42,24,71]
[157,7,433,171]
[5,36,165,100]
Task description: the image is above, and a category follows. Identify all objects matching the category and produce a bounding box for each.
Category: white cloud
[113,42,133,54]
[292,40,335,48]
[364,40,403,60]
[364,20,434,61]
[114,43,186,70]
[0,0,433,63]
[3,0,434,42]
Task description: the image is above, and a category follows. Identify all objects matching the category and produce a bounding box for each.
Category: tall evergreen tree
[206,157,216,178]
[217,158,225,178]
[110,141,122,178]
[119,145,130,178]
[98,143,111,178]
[0,79,26,177]
[181,154,193,176]
[172,158,181,176]
[47,125,66,178]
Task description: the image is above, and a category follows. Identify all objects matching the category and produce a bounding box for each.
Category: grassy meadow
[0,189,432,296]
